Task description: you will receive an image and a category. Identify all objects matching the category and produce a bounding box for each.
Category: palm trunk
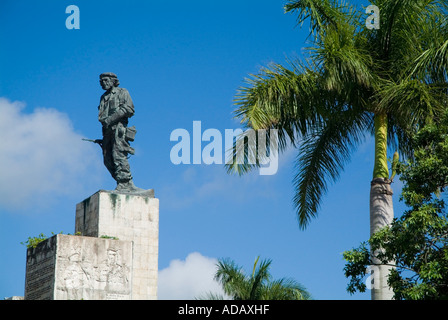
[369,113,394,300]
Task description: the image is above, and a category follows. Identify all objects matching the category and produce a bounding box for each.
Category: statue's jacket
[98,87,136,155]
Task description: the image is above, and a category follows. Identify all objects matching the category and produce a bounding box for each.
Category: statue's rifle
[82,138,103,147]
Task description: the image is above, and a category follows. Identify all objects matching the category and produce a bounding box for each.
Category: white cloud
[0,97,103,211]
[158,252,227,300]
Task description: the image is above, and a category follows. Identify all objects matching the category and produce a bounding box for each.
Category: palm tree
[201,257,311,300]
[227,0,448,300]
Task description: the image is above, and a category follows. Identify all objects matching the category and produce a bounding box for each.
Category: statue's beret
[99,72,118,79]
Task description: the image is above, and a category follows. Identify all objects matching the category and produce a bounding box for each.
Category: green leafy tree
[201,257,311,300]
[226,0,448,299]
[343,113,448,300]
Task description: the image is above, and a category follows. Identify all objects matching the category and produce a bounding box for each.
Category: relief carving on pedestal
[55,238,131,300]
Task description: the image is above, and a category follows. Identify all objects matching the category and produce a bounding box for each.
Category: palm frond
[233,61,323,135]
[378,78,447,127]
[284,0,355,38]
[310,24,376,92]
[249,258,272,299]
[411,39,448,83]
[293,108,370,228]
[373,0,448,75]
[226,61,328,175]
[211,257,311,300]
[195,292,227,300]
[262,278,312,300]
[214,258,249,299]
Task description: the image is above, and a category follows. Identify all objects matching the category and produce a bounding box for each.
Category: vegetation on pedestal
[21,232,119,249]
[20,233,56,249]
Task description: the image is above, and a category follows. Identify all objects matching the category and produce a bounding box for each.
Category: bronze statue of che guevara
[94,72,143,193]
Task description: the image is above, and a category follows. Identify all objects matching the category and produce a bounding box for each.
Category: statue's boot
[116,179,145,193]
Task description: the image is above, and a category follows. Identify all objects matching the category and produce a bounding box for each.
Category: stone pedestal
[25,234,133,300]
[75,190,159,300]
[24,189,159,300]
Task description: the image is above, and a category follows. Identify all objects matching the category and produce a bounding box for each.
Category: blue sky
[0,0,407,300]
